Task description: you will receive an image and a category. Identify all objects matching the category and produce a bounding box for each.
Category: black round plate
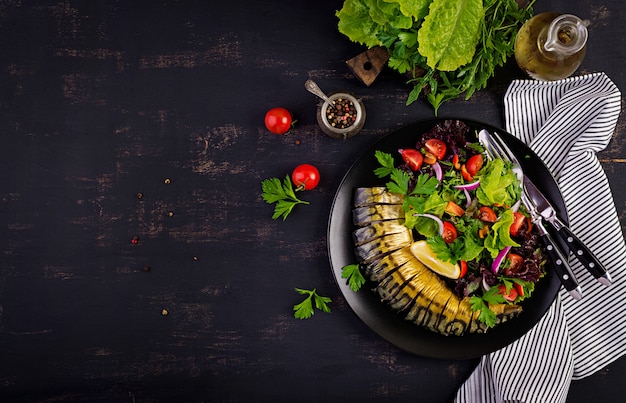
[327,118,564,360]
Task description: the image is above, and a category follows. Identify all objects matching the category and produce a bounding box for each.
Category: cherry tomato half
[425,139,447,160]
[399,148,423,171]
[459,261,468,278]
[465,154,484,176]
[477,206,497,223]
[291,164,320,191]
[498,284,518,302]
[503,253,525,276]
[442,221,458,243]
[514,282,525,298]
[423,151,437,165]
[265,107,294,135]
[509,211,528,237]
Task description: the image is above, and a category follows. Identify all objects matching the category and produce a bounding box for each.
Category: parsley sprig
[293,288,331,319]
[341,264,366,292]
[469,286,505,328]
[261,176,309,220]
[374,151,438,214]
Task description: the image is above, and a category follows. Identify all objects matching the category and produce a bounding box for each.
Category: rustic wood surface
[0,1,624,402]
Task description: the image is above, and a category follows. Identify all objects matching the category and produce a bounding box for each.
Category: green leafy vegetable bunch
[336,0,535,114]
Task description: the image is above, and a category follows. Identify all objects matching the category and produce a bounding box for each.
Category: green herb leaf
[411,173,439,196]
[470,285,506,328]
[470,296,496,328]
[386,168,411,195]
[341,264,366,292]
[374,150,396,178]
[293,288,332,319]
[261,175,309,220]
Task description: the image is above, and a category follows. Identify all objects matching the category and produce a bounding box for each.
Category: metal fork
[477,130,583,300]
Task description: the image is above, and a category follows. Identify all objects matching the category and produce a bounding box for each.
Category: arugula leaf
[341,264,366,292]
[293,288,332,319]
[261,176,309,220]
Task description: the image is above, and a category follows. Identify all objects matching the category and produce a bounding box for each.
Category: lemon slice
[410,240,461,279]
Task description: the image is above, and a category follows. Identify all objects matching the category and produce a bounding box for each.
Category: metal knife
[523,176,612,287]
[520,191,583,300]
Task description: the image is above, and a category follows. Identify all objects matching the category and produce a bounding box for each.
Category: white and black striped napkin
[455,72,625,402]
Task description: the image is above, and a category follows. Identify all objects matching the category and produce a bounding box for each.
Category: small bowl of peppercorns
[316,91,366,139]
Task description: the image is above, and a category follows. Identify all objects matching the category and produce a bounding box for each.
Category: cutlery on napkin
[455,72,626,403]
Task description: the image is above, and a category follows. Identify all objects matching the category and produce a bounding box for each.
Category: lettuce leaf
[475,158,518,207]
[417,0,483,71]
[336,0,413,48]
[484,209,520,257]
[336,0,383,47]
[383,0,433,20]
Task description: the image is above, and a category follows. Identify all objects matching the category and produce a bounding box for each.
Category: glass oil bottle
[514,12,589,80]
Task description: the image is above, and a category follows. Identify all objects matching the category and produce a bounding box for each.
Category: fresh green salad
[371,121,546,327]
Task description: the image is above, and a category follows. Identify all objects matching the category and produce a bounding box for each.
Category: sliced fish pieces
[366,246,415,282]
[350,187,523,336]
[352,204,405,226]
[353,220,407,246]
[375,256,424,302]
[354,187,404,207]
[354,231,413,264]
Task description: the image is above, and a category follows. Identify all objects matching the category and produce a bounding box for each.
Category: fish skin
[365,246,415,281]
[375,256,424,302]
[352,204,405,226]
[354,187,404,207]
[353,220,408,246]
[354,231,413,264]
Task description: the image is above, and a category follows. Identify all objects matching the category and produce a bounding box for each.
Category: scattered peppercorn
[143,265,151,272]
[136,192,143,199]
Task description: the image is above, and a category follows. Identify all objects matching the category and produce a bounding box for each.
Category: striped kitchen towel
[455,72,625,402]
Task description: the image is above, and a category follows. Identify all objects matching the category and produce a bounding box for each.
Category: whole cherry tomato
[292,164,320,191]
[265,107,294,135]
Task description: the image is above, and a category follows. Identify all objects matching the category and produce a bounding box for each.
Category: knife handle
[554,222,613,286]
[536,222,583,300]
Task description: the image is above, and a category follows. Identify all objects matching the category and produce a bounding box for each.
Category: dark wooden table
[1,1,624,402]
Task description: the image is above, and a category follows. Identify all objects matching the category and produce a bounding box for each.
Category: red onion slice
[492,246,512,273]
